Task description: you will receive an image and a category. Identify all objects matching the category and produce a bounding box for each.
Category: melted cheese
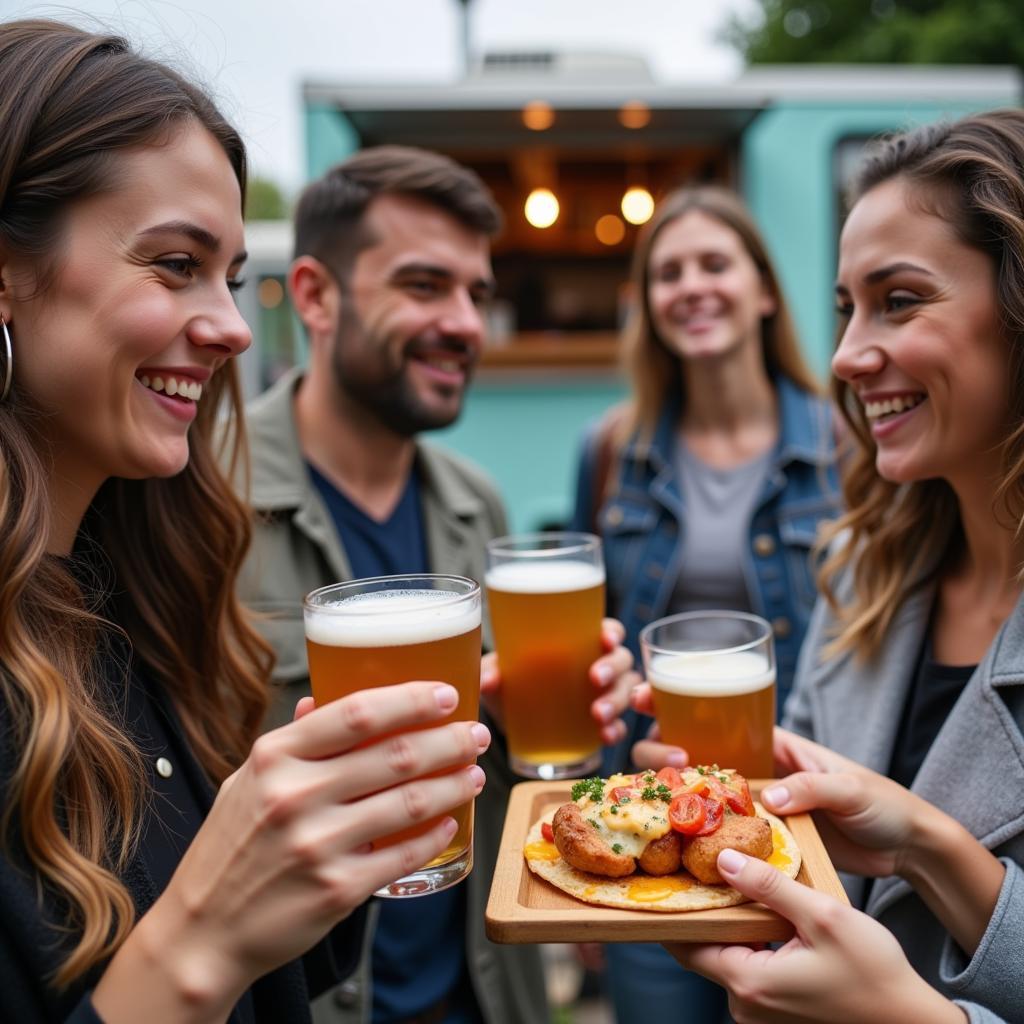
[767,827,791,870]
[576,772,672,858]
[626,875,693,902]
[524,840,560,862]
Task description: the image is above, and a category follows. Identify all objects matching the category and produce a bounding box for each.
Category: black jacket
[0,629,365,1023]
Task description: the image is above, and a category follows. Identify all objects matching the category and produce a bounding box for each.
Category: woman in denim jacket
[570,186,840,1024]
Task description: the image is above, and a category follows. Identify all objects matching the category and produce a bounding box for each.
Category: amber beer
[648,651,776,777]
[642,612,776,779]
[485,533,605,779]
[303,576,481,897]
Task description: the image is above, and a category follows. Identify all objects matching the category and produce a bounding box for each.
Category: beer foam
[485,560,605,594]
[305,589,480,647]
[648,650,775,697]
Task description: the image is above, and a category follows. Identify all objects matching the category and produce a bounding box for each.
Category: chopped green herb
[610,805,619,815]
[571,777,606,803]
[588,818,600,829]
[655,784,673,803]
[715,773,730,783]
[620,796,631,804]
[696,765,706,775]
[611,843,623,854]
[640,785,658,801]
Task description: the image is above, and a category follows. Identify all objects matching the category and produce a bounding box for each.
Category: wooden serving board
[485,779,848,944]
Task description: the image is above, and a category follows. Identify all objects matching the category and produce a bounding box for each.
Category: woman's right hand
[94,681,489,1022]
[767,728,931,878]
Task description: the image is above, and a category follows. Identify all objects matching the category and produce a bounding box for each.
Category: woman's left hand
[665,849,967,1024]
[480,618,637,746]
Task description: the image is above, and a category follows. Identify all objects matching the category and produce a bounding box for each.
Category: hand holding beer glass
[641,611,776,778]
[303,575,482,897]
[485,532,605,779]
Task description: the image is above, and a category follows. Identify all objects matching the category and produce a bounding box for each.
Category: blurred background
[5,1,1020,1020]
[7,0,1018,539]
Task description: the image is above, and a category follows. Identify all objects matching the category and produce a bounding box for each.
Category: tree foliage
[245,176,289,221]
[723,0,1024,67]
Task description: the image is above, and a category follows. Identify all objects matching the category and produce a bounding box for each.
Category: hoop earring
[0,316,11,403]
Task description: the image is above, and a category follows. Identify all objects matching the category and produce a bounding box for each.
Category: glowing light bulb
[525,188,559,229]
[621,187,654,225]
[522,101,555,131]
[595,214,625,246]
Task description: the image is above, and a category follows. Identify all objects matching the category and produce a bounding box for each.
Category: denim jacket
[571,377,841,715]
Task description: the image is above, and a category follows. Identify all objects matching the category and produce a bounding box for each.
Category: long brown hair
[0,20,272,986]
[818,110,1024,662]
[621,185,820,440]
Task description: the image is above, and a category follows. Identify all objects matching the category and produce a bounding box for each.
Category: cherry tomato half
[724,778,755,817]
[668,793,706,835]
[655,767,684,791]
[695,796,724,835]
[541,822,555,843]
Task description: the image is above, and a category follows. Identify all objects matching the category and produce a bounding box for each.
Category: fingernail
[718,849,746,875]
[594,665,613,686]
[471,722,491,749]
[763,785,789,808]
[434,685,458,712]
[595,700,614,723]
[443,817,458,838]
[667,751,688,768]
[467,764,486,791]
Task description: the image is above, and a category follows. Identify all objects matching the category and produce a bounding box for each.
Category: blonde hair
[621,185,821,441]
[818,110,1024,661]
[0,21,272,987]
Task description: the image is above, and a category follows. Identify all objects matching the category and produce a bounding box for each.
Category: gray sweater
[784,577,1024,1023]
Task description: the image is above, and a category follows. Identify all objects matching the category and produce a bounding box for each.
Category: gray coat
[237,368,549,1024]
[784,577,1024,1024]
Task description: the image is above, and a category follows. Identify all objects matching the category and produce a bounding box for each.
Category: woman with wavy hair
[0,19,489,1023]
[570,186,840,1022]
[634,110,1024,1023]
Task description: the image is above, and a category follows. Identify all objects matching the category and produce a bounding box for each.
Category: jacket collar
[620,375,833,474]
[244,367,483,520]
[245,366,311,512]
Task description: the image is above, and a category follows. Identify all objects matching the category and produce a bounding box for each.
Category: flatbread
[523,801,801,912]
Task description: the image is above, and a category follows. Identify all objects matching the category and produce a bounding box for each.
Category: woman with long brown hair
[570,186,840,1021]
[0,19,489,1023]
[635,110,1024,1022]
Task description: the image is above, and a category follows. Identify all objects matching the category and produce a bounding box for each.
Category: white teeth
[864,395,924,420]
[138,374,204,402]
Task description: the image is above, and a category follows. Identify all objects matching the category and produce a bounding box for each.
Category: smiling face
[329,193,494,436]
[833,177,1008,487]
[3,120,250,498]
[646,209,776,365]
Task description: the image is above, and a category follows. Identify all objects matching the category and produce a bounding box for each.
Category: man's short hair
[293,145,503,280]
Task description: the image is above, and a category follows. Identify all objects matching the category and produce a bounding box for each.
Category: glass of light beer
[303,575,481,897]
[485,532,604,779]
[641,611,775,778]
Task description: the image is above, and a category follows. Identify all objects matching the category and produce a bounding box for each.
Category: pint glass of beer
[641,611,775,778]
[485,532,604,779]
[303,575,481,897]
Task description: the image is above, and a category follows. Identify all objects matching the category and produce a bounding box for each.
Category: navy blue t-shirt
[307,463,473,1023]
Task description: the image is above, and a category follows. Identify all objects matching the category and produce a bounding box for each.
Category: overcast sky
[4,0,756,193]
